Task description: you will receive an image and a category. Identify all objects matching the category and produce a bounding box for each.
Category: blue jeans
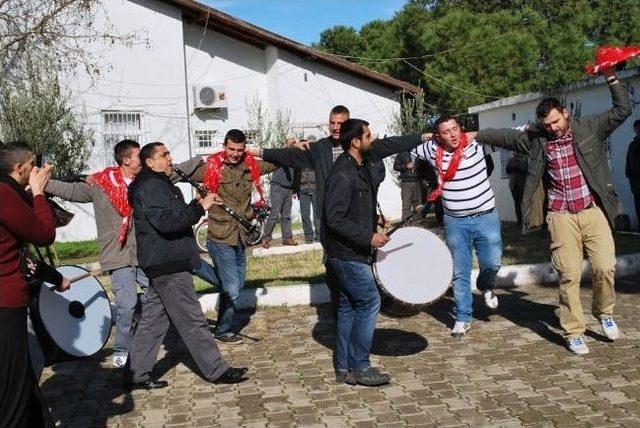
[110,266,149,356]
[299,187,320,241]
[192,258,219,289]
[444,209,502,323]
[325,257,381,372]
[207,240,246,335]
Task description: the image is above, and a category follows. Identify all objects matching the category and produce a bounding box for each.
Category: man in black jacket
[322,118,391,387]
[247,105,428,316]
[126,142,247,390]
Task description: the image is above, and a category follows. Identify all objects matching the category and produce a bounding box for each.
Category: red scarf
[92,167,132,246]
[202,151,266,206]
[427,132,469,202]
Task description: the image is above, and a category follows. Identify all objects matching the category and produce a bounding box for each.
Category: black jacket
[393,151,420,182]
[129,168,204,278]
[262,134,424,217]
[321,153,380,263]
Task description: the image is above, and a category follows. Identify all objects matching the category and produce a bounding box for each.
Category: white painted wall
[470,72,640,226]
[56,0,404,242]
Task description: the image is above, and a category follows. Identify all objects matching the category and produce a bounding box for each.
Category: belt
[466,208,495,218]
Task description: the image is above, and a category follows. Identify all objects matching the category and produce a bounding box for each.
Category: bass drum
[29,265,112,365]
[373,227,453,317]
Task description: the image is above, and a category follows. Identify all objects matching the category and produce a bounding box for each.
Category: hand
[29,164,52,195]
[407,162,415,170]
[85,175,96,186]
[422,132,434,141]
[57,277,71,292]
[601,67,615,79]
[293,140,312,150]
[246,145,261,157]
[200,193,223,210]
[465,131,478,141]
[371,232,390,248]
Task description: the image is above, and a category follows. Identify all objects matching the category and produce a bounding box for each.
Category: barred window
[101,111,145,167]
[194,130,217,148]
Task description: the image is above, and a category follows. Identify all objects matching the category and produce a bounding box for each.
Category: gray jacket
[45,158,202,271]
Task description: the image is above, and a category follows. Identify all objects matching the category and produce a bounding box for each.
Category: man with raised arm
[473,68,632,355]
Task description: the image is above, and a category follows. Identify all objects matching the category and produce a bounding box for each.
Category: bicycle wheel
[194,221,208,253]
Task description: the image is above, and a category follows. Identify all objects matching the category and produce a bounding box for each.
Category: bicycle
[194,217,208,253]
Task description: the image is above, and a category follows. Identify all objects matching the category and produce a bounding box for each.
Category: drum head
[39,265,112,358]
[374,227,452,306]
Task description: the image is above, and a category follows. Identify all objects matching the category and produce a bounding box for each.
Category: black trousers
[0,307,53,428]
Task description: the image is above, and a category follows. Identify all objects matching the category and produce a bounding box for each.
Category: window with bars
[101,111,145,167]
[243,129,260,143]
[194,130,218,148]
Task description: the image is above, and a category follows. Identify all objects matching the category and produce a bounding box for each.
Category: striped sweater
[412,139,495,217]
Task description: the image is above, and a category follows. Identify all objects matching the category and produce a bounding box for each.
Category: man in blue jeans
[322,118,394,387]
[412,115,501,338]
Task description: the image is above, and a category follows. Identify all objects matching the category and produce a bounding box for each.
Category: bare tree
[0,0,143,87]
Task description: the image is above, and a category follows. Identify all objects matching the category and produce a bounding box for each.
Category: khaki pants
[547,206,616,337]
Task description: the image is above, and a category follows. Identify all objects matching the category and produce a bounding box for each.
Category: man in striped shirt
[413,115,501,338]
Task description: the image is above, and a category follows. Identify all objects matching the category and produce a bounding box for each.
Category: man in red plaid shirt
[473,67,632,355]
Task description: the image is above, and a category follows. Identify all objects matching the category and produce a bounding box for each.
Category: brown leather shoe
[282,238,298,246]
[261,239,271,249]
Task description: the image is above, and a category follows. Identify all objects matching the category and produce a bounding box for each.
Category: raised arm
[370,134,425,162]
[591,74,632,140]
[324,171,373,249]
[45,179,94,203]
[475,128,533,154]
[258,160,278,175]
[260,146,314,169]
[170,157,204,184]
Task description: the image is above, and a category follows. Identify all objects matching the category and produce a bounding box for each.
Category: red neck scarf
[203,151,266,206]
[92,167,132,246]
[427,132,470,202]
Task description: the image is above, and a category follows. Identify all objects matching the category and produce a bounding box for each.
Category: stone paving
[41,277,640,427]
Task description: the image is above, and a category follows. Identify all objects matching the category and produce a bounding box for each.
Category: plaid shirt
[544,132,594,213]
[332,144,343,163]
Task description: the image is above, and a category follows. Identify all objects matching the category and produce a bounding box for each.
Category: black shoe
[346,367,390,387]
[335,370,350,384]
[213,367,248,384]
[214,332,244,344]
[124,379,169,391]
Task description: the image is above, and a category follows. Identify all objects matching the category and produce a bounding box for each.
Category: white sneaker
[600,316,620,340]
[483,290,499,309]
[451,321,471,338]
[567,335,589,355]
[112,354,128,369]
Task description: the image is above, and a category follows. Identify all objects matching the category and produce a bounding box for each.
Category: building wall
[473,73,640,227]
[56,0,405,242]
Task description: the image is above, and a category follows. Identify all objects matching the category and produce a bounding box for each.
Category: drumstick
[69,271,98,284]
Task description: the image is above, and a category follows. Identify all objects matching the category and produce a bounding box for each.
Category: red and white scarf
[202,151,266,207]
[427,132,470,202]
[92,167,132,246]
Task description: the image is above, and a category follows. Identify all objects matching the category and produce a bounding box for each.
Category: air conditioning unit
[193,85,228,110]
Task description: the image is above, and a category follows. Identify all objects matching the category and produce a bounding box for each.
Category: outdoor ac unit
[193,85,228,110]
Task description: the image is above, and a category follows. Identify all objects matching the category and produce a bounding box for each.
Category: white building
[57,0,421,242]
[469,68,640,226]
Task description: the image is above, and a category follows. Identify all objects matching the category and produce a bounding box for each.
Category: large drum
[30,265,112,365]
[373,227,453,317]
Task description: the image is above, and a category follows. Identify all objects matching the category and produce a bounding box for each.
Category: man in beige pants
[473,68,631,354]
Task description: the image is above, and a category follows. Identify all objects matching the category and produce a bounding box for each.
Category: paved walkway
[41,277,640,427]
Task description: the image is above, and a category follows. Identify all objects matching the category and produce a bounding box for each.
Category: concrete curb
[197,252,640,312]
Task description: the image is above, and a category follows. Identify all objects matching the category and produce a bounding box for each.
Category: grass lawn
[56,218,640,295]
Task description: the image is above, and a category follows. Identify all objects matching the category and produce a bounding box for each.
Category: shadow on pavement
[311,304,428,357]
[40,349,133,428]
